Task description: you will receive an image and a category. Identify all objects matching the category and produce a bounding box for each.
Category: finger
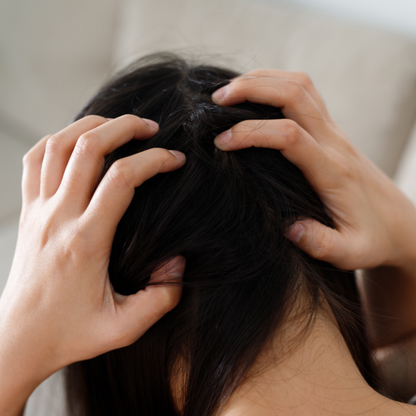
[22,135,51,205]
[84,148,186,243]
[212,76,328,137]
[214,119,326,185]
[59,115,159,209]
[285,219,348,268]
[238,70,332,121]
[41,116,108,198]
[110,256,185,348]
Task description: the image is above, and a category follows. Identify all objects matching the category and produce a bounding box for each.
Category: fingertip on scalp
[214,129,232,149]
[212,85,229,104]
[285,222,305,245]
[142,118,159,129]
[168,150,186,162]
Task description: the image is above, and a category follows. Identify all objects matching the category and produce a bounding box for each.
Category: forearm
[0,348,42,416]
[358,260,416,348]
[210,67,416,355]
[0,376,29,416]
[0,315,54,416]
[373,332,416,401]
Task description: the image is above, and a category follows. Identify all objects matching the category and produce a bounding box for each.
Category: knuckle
[147,147,170,166]
[286,79,306,102]
[118,113,137,123]
[234,120,258,134]
[230,121,259,147]
[75,131,101,157]
[310,229,335,261]
[108,160,134,190]
[295,72,313,88]
[23,134,53,166]
[22,149,36,166]
[118,114,140,129]
[82,114,106,124]
[251,120,271,146]
[279,120,302,146]
[45,133,65,154]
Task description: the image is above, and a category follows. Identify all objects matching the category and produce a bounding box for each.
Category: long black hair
[65,53,380,416]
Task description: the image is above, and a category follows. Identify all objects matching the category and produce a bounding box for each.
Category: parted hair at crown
[65,52,380,416]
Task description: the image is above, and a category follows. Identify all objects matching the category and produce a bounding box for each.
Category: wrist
[387,220,416,273]
[377,187,416,271]
[0,351,42,416]
[0,308,61,415]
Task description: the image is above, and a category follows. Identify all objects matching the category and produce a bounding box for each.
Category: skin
[212,70,416,347]
[211,70,416,413]
[221,303,410,416]
[2,70,416,415]
[0,115,186,416]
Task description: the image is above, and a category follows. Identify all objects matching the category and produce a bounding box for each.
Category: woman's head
[66,53,378,416]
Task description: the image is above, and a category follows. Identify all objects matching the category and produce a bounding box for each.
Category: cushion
[113,0,416,177]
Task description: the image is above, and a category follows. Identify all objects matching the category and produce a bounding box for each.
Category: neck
[221,302,416,416]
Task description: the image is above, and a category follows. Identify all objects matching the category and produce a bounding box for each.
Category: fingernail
[166,256,186,278]
[168,150,186,161]
[214,129,232,147]
[142,118,159,129]
[285,222,305,244]
[212,85,228,103]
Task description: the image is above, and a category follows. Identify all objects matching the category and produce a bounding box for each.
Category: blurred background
[2,0,416,314]
[3,0,416,413]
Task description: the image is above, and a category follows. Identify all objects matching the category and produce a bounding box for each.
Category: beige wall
[0,0,122,290]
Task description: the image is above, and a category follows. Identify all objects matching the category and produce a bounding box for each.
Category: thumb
[285,219,345,266]
[112,255,186,347]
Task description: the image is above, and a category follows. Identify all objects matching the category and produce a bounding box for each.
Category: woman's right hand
[212,70,416,273]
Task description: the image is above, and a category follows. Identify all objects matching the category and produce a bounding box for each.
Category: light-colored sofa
[1,0,416,413]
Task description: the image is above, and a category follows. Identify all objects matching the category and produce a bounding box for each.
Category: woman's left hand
[211,70,416,273]
[0,115,186,416]
[212,71,416,348]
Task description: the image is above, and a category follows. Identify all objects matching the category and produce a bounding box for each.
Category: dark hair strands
[65,53,382,416]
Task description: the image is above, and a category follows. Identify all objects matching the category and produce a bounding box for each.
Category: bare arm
[0,115,186,416]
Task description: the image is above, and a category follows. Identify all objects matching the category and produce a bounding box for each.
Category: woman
[1,54,416,416]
